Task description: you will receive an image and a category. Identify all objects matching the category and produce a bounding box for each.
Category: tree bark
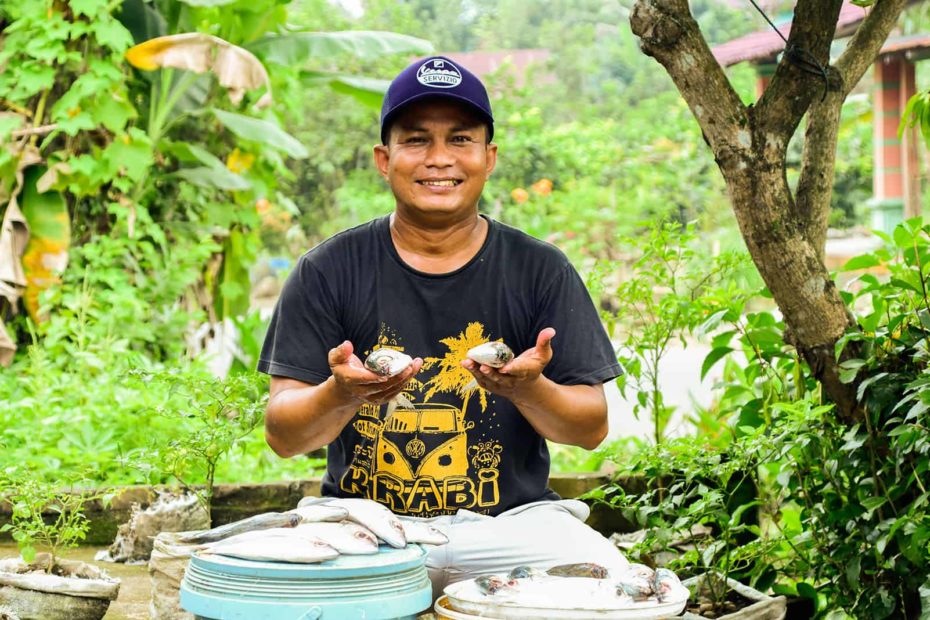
[630,0,907,423]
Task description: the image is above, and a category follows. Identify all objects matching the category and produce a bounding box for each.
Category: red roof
[880,33,930,55]
[712,1,869,67]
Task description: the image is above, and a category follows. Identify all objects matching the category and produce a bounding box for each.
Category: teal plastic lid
[181,544,432,619]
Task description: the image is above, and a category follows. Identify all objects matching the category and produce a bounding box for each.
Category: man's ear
[485,142,498,179]
[373,144,390,179]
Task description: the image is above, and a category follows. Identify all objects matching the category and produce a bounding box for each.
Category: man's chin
[402,201,476,217]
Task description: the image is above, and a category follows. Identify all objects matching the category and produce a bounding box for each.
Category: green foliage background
[5,0,930,614]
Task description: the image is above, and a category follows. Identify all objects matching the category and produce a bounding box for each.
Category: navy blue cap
[380,56,494,144]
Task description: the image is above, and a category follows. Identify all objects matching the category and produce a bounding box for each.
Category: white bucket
[436,585,690,620]
[435,595,502,620]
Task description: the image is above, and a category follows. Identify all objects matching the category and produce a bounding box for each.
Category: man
[258,56,627,597]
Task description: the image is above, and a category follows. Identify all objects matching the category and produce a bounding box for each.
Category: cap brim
[381,92,494,143]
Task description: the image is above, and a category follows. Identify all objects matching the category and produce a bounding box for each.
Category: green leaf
[0,114,25,141]
[328,75,390,109]
[20,544,36,564]
[797,582,818,600]
[174,167,251,191]
[857,372,888,402]
[701,346,733,380]
[69,0,107,17]
[893,225,914,249]
[91,90,136,133]
[90,18,134,52]
[103,128,154,183]
[862,496,887,511]
[249,31,434,66]
[841,254,881,271]
[697,309,729,336]
[115,0,167,45]
[890,277,921,293]
[211,109,308,159]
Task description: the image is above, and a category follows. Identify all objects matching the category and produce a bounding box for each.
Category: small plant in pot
[588,437,786,619]
[128,368,266,518]
[0,468,119,620]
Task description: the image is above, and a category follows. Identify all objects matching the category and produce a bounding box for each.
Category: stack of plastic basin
[180,545,432,620]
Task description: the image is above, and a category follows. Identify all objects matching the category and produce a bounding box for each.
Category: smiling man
[258,56,628,598]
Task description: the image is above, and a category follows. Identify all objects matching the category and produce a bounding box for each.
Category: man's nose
[424,140,454,166]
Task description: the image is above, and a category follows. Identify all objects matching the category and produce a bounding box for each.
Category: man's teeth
[421,180,459,186]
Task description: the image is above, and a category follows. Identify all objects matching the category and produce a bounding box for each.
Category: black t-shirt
[258,215,621,517]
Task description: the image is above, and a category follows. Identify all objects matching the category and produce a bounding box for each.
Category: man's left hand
[461,328,555,400]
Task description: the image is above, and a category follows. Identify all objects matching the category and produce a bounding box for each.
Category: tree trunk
[629,0,907,423]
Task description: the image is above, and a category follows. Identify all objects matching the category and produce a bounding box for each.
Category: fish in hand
[466,341,514,368]
[364,348,415,419]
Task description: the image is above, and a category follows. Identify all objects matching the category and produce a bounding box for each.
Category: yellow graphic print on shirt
[339,322,504,516]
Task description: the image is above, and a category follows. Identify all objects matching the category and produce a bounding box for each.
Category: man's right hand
[328,340,422,407]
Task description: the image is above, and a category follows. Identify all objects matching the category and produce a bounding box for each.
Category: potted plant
[587,435,786,619]
[680,572,786,620]
[0,469,120,620]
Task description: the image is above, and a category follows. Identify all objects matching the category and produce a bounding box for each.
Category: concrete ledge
[1,474,634,545]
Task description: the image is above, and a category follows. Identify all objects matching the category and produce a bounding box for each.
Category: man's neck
[389,211,488,274]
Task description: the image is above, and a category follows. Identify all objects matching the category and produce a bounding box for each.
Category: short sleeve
[257,258,343,385]
[532,263,621,386]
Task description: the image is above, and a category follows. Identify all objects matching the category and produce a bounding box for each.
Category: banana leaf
[116,0,167,45]
[300,71,389,109]
[20,166,70,322]
[247,30,433,66]
[211,109,307,158]
[126,33,272,107]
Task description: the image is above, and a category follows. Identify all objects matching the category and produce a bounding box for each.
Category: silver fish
[293,521,379,555]
[547,562,610,579]
[508,565,547,580]
[624,563,656,581]
[176,512,300,544]
[466,341,514,368]
[363,349,416,421]
[364,348,413,377]
[616,576,654,601]
[475,575,518,595]
[654,567,681,601]
[312,498,407,548]
[286,504,349,524]
[400,520,449,545]
[208,531,339,564]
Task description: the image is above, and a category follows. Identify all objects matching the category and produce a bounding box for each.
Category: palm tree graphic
[422,322,494,425]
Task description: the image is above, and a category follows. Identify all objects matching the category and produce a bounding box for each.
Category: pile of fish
[176,498,448,564]
[463,561,686,609]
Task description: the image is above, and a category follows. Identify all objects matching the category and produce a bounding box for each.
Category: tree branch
[757,0,843,137]
[794,95,843,257]
[835,0,908,91]
[630,0,748,169]
[794,0,907,257]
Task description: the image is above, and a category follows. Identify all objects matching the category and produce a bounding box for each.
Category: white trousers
[399,499,630,601]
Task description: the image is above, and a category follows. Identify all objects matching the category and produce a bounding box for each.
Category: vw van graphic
[375,403,468,480]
